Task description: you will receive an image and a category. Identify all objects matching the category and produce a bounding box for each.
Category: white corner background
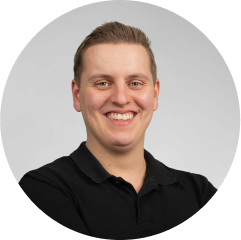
[3,0,239,188]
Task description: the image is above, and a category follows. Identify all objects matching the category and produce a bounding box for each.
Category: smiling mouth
[103,112,137,121]
[105,112,136,121]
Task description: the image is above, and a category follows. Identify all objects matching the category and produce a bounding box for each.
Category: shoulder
[155,160,217,204]
[166,164,211,188]
[19,156,83,191]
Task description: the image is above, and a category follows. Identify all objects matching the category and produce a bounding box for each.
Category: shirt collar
[70,141,177,185]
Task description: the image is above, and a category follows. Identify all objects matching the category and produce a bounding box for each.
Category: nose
[110,82,131,106]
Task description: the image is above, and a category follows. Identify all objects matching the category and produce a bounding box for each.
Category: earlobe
[74,102,82,112]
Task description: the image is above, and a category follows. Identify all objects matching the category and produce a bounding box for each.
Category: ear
[153,79,160,111]
[72,79,81,112]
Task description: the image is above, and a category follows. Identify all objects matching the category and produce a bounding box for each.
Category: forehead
[82,43,151,77]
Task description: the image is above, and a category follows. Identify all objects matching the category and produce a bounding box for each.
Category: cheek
[135,90,154,111]
[81,91,107,113]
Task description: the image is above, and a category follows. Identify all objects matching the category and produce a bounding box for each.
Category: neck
[85,138,146,193]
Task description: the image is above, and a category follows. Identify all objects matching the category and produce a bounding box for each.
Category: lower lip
[104,114,136,126]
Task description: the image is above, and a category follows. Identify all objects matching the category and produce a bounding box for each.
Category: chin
[109,137,135,149]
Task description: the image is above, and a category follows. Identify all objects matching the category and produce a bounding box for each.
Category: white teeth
[106,112,134,121]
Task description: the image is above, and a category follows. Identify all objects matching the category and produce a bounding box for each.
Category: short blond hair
[74,21,157,87]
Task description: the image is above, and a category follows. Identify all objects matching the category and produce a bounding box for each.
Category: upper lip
[104,110,137,115]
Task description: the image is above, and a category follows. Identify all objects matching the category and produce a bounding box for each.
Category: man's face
[72,43,159,150]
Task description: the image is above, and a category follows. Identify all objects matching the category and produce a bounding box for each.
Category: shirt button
[116,181,119,184]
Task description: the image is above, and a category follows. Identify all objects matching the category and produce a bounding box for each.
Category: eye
[131,82,140,86]
[98,82,107,86]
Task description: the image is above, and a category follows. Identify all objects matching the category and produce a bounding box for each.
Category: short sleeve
[19,174,89,235]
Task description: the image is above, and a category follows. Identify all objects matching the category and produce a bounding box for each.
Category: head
[72,22,159,151]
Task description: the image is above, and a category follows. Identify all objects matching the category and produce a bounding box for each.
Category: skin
[72,43,160,193]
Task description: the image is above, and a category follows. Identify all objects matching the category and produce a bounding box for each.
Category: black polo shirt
[19,142,217,239]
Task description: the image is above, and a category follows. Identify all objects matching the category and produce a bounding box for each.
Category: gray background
[1,1,239,188]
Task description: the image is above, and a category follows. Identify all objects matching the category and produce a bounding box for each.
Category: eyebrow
[87,73,150,82]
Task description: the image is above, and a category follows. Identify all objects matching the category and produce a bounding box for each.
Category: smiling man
[20,22,217,239]
[72,42,159,194]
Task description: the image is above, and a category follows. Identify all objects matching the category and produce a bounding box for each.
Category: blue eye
[98,82,108,86]
[131,82,140,86]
